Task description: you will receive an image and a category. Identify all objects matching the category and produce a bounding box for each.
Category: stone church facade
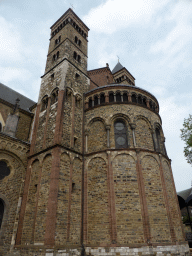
[0,8,189,256]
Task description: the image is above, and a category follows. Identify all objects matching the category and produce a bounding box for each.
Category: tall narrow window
[89,98,92,108]
[138,95,142,104]
[131,94,137,103]
[116,92,121,102]
[123,92,128,102]
[155,128,161,152]
[100,94,105,104]
[114,120,128,149]
[0,199,4,229]
[0,123,2,132]
[94,96,98,106]
[109,92,114,102]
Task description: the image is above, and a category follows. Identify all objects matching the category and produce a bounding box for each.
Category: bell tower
[16,8,90,249]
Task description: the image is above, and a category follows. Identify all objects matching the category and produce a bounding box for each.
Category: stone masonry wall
[87,157,110,245]
[141,155,171,243]
[88,120,107,153]
[55,153,70,245]
[112,153,144,244]
[21,159,41,244]
[34,154,52,244]
[162,160,184,242]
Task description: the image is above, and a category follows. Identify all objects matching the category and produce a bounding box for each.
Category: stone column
[121,92,123,102]
[85,101,89,109]
[106,94,109,103]
[128,92,131,102]
[106,125,111,148]
[146,99,150,109]
[98,96,100,105]
[130,123,136,147]
[114,93,116,102]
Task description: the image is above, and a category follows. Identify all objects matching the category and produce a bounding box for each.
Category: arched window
[109,92,114,102]
[89,98,92,108]
[0,123,2,132]
[149,101,153,109]
[143,97,147,106]
[41,96,48,111]
[138,95,142,104]
[123,92,128,102]
[0,161,10,180]
[114,120,128,149]
[94,95,98,106]
[100,94,105,104]
[75,36,78,44]
[155,128,161,152]
[78,55,81,63]
[53,54,56,61]
[56,51,59,59]
[131,94,137,103]
[51,89,58,105]
[0,199,4,229]
[116,92,121,102]
[78,40,81,47]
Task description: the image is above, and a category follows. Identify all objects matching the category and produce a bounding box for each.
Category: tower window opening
[73,51,77,60]
[75,36,78,44]
[100,94,105,104]
[75,73,80,79]
[78,40,81,46]
[51,73,54,81]
[123,93,128,102]
[89,98,92,108]
[131,94,137,103]
[53,54,56,61]
[109,92,114,102]
[77,55,81,63]
[56,51,59,59]
[149,101,153,109]
[116,92,121,102]
[94,96,98,106]
[138,95,142,104]
[0,123,2,132]
[114,120,128,149]
[0,199,4,229]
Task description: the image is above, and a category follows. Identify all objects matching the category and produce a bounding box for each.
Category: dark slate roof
[112,62,124,74]
[177,188,192,201]
[0,83,36,112]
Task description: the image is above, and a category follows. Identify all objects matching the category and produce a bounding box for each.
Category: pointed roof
[112,62,124,74]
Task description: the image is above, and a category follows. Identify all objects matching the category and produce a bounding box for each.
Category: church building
[0,8,189,256]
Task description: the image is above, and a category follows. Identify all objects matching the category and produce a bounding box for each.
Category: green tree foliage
[181,114,192,165]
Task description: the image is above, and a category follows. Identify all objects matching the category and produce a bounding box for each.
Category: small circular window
[0,161,10,180]
[115,122,124,131]
[114,120,128,149]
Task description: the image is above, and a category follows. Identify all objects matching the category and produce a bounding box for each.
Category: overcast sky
[1,0,192,192]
